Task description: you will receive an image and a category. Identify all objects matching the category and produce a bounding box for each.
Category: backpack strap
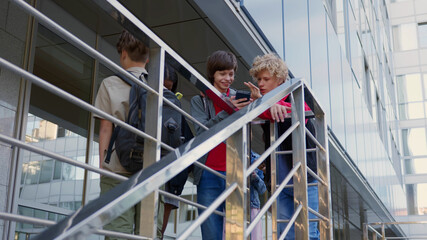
[199,94,211,119]
[104,71,147,164]
[105,125,120,164]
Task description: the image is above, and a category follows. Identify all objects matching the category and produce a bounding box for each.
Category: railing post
[225,124,248,240]
[291,87,309,240]
[139,47,165,238]
[270,122,278,240]
[381,224,386,240]
[314,101,331,240]
[363,223,369,240]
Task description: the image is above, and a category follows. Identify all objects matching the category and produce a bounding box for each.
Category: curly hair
[116,30,149,62]
[249,53,288,81]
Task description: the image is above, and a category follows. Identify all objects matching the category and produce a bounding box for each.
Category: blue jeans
[197,170,226,240]
[278,183,320,240]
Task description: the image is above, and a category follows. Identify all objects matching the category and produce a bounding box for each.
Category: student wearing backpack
[190,50,251,240]
[94,30,149,239]
[245,53,319,240]
[160,63,194,238]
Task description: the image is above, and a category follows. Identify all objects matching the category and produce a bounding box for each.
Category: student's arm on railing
[258,99,291,122]
[99,119,113,169]
[190,95,229,135]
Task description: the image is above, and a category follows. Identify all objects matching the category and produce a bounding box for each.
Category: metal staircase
[0,0,331,239]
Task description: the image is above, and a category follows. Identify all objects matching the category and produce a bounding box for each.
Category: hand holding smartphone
[235,90,251,102]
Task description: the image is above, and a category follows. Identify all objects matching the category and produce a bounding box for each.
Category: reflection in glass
[419,23,427,48]
[240,0,284,57]
[401,128,427,157]
[399,102,425,120]
[405,158,427,174]
[397,74,423,103]
[416,183,427,215]
[392,23,418,51]
[17,23,96,237]
[424,74,427,100]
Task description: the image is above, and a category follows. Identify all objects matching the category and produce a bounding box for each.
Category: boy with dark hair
[95,30,149,239]
[190,50,249,240]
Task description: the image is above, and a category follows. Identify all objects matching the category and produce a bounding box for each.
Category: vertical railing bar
[290,87,309,239]
[225,125,247,239]
[270,122,278,240]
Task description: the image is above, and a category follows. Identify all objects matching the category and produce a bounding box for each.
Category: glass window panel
[53,161,62,180]
[393,23,418,51]
[39,160,53,183]
[419,23,427,48]
[397,74,423,103]
[424,74,427,101]
[405,158,427,174]
[416,183,427,214]
[19,22,92,231]
[401,128,427,156]
[399,102,425,120]
[239,0,284,58]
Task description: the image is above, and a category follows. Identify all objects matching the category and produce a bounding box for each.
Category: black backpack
[105,72,182,173]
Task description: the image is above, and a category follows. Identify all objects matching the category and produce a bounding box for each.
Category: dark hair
[164,63,178,93]
[206,51,238,84]
[116,30,149,62]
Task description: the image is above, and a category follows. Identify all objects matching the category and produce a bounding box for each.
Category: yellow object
[175,92,183,100]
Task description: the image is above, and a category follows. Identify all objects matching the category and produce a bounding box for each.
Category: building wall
[242,0,407,220]
[388,0,427,231]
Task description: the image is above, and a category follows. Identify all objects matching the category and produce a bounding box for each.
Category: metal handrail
[28,79,302,240]
[10,0,209,132]
[0,212,150,240]
[364,221,427,239]
[3,1,331,239]
[0,134,225,218]
[0,57,173,151]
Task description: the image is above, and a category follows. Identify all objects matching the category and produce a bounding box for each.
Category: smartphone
[235,90,251,102]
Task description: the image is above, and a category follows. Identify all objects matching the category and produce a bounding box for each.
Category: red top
[258,95,311,123]
[205,89,230,171]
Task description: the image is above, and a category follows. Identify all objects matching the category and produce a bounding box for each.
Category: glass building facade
[387,0,427,236]
[0,0,423,238]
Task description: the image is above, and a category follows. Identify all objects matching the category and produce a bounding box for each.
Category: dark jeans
[197,170,226,240]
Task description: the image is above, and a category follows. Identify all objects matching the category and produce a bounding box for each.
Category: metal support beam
[291,88,309,240]
[225,125,247,239]
[271,122,278,240]
[315,105,331,240]
[139,47,165,238]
